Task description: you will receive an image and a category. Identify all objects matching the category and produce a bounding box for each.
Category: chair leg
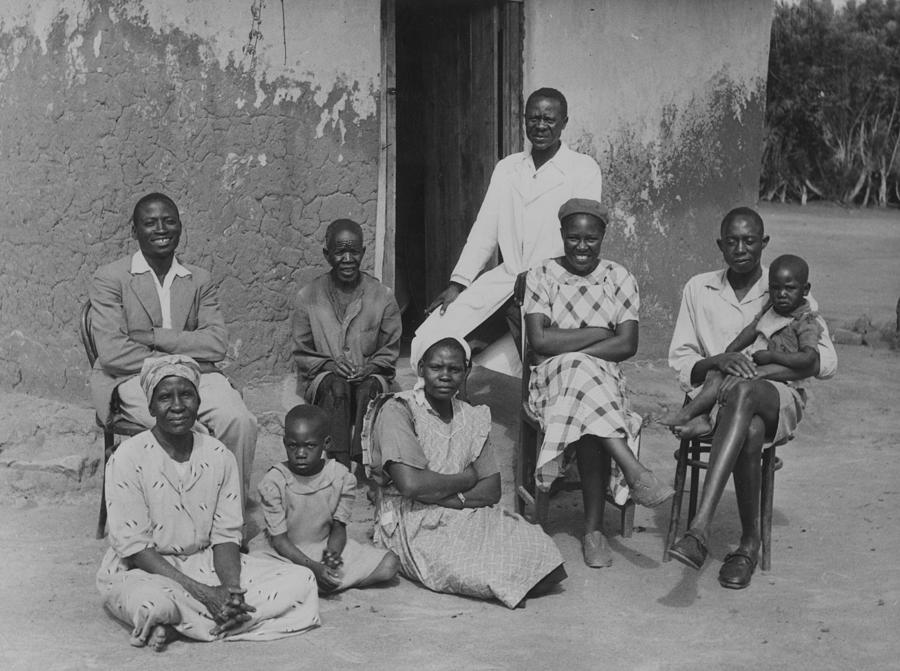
[535,488,550,527]
[760,446,776,571]
[663,438,690,561]
[97,428,114,539]
[515,419,538,518]
[620,499,635,538]
[687,438,702,525]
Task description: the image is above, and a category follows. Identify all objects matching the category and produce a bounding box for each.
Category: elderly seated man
[89,192,258,507]
[291,218,402,467]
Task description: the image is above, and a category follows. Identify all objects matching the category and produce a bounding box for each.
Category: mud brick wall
[0,1,382,399]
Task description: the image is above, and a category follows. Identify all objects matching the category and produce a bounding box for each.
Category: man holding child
[666,206,836,589]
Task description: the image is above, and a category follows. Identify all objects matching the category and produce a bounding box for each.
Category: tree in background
[763,0,900,206]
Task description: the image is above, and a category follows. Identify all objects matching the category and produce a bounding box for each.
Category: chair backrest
[79,300,99,368]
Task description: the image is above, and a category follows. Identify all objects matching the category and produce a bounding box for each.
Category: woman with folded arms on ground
[522,198,675,568]
[366,334,566,609]
[96,355,320,651]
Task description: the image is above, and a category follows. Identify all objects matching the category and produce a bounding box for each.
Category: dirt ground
[1,203,898,671]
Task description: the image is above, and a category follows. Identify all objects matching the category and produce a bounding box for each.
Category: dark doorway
[390,0,522,338]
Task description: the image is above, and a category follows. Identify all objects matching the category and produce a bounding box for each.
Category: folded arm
[387,462,479,504]
[526,313,637,362]
[152,277,227,360]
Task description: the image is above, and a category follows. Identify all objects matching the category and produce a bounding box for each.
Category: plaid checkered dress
[523,259,642,494]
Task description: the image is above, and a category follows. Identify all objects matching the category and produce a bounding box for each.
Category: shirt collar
[130,250,191,278]
[522,141,570,172]
[704,265,768,295]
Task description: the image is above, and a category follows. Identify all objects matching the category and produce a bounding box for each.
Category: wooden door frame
[377,0,523,289]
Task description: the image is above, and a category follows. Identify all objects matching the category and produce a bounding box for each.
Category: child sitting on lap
[659,254,822,439]
[254,404,400,594]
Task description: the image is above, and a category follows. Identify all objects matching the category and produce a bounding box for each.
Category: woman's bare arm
[387,462,478,503]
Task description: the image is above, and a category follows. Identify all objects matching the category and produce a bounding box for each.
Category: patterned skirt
[97,548,320,642]
[527,352,641,497]
[373,495,563,609]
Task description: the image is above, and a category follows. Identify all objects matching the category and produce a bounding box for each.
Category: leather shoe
[718,550,758,589]
[668,531,708,570]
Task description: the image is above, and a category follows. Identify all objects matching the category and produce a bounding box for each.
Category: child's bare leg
[672,414,714,440]
[357,551,401,587]
[658,371,724,426]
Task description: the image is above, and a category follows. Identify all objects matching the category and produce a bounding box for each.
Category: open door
[381,0,523,337]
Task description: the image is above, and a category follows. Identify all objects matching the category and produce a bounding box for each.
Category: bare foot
[656,409,692,427]
[672,414,713,440]
[149,624,176,652]
[130,614,178,651]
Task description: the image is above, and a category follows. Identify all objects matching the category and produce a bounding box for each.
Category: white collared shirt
[668,266,837,390]
[130,251,192,328]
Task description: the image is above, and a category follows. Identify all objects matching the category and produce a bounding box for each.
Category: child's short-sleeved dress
[749,301,824,442]
[254,460,391,591]
[523,258,642,497]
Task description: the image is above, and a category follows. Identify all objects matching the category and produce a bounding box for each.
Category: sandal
[718,550,758,589]
[668,531,708,570]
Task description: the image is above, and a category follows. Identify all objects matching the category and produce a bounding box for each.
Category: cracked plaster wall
[0,0,381,399]
[525,0,772,352]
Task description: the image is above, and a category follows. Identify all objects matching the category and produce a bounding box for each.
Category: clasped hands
[326,356,375,382]
[313,550,344,593]
[194,584,256,637]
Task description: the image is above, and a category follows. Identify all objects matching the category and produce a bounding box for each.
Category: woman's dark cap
[558,198,608,226]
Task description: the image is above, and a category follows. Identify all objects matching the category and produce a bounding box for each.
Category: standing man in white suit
[412,88,604,367]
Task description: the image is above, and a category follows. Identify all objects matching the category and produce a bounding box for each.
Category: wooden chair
[79,300,145,538]
[511,273,636,536]
[662,409,786,571]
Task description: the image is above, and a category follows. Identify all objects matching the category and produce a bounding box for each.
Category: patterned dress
[97,431,320,642]
[523,259,643,497]
[253,460,392,591]
[367,390,563,609]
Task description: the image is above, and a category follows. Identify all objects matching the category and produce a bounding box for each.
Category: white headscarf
[409,332,471,391]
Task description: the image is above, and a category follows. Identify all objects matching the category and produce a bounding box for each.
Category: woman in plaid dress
[523,198,675,568]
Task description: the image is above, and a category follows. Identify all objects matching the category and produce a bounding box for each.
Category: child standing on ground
[255,404,400,594]
[659,254,822,439]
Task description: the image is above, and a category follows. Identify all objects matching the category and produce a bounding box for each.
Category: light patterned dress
[252,460,391,590]
[523,259,643,496]
[368,390,563,609]
[97,430,320,642]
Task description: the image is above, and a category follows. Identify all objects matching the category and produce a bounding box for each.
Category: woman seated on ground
[96,355,320,651]
[522,198,675,568]
[366,334,566,609]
